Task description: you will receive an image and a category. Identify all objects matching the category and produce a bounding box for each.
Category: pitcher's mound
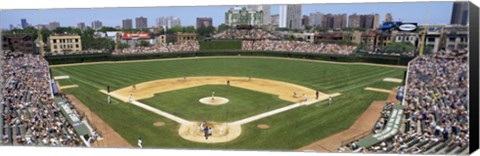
[199,97,229,105]
[178,122,241,143]
[153,122,165,127]
[257,124,270,129]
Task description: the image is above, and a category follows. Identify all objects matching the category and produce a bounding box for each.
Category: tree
[304,25,313,31]
[80,28,115,51]
[99,27,118,32]
[167,26,183,34]
[283,35,296,41]
[117,43,129,50]
[217,24,229,32]
[196,26,215,37]
[276,27,290,32]
[356,43,369,53]
[183,26,196,33]
[383,42,416,54]
[138,40,150,47]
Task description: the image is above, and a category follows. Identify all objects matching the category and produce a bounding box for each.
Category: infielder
[132,84,136,90]
[211,91,215,100]
[200,121,206,131]
[303,94,308,102]
[128,94,133,102]
[315,90,319,99]
[107,95,111,104]
[328,96,332,105]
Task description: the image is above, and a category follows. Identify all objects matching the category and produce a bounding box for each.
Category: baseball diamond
[50,56,406,150]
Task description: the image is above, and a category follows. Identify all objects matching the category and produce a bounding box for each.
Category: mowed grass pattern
[140,85,291,122]
[51,57,405,150]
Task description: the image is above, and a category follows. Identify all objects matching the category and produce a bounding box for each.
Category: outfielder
[137,137,143,148]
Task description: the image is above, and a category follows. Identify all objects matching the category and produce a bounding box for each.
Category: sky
[0,2,454,29]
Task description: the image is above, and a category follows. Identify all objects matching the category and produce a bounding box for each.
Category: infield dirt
[66,95,132,148]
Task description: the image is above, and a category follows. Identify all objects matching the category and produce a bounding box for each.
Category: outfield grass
[51,57,405,150]
[140,85,291,122]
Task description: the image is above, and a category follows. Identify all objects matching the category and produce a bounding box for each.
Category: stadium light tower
[418,5,430,56]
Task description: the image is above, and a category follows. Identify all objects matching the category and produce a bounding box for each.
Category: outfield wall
[45,51,413,65]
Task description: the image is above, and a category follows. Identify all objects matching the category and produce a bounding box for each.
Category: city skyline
[1,2,453,29]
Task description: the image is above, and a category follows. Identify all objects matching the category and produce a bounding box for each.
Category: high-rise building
[170,17,181,28]
[279,4,302,29]
[322,14,347,30]
[122,19,133,30]
[309,12,323,27]
[348,13,380,29]
[279,5,287,28]
[135,16,148,29]
[156,16,181,28]
[363,14,375,29]
[77,22,85,30]
[21,19,28,29]
[348,14,362,28]
[225,7,264,27]
[247,5,271,26]
[373,14,380,29]
[450,2,469,25]
[196,17,213,28]
[156,17,168,28]
[271,14,279,26]
[385,13,393,22]
[302,15,310,27]
[91,20,103,30]
[48,22,60,31]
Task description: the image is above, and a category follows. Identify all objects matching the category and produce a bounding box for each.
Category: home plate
[383,78,402,83]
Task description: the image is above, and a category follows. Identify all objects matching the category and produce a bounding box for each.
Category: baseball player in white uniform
[137,137,143,148]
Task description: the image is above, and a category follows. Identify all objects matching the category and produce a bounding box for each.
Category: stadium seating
[242,40,356,55]
[112,40,200,55]
[0,51,87,146]
[337,50,469,154]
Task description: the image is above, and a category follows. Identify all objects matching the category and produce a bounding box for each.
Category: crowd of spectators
[0,51,86,146]
[339,50,469,154]
[242,40,357,55]
[112,41,199,55]
[47,50,108,56]
[213,29,280,40]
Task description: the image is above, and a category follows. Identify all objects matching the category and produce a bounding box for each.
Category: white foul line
[130,100,192,125]
[231,99,320,125]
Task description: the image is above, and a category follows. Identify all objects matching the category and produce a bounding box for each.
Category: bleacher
[338,51,469,155]
[1,52,87,147]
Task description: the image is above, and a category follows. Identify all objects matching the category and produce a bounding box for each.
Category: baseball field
[50,56,406,150]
